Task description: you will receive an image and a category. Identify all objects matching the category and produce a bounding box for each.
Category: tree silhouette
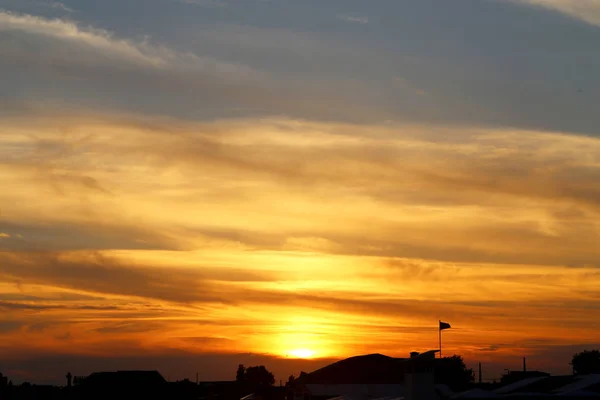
[236,364,246,383]
[434,355,474,391]
[244,366,275,388]
[285,374,295,387]
[571,350,600,375]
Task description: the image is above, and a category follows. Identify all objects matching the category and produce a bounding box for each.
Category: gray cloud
[336,15,369,24]
[45,1,74,13]
[0,301,119,311]
[0,251,269,304]
[0,11,393,123]
[180,0,228,7]
[93,321,165,334]
[0,221,180,252]
[3,1,600,131]
[0,321,24,333]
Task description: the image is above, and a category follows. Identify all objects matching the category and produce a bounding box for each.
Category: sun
[288,348,315,359]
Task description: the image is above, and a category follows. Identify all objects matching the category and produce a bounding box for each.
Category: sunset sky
[1,0,600,385]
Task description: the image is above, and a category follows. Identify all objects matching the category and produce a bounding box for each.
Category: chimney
[478,363,482,384]
[523,357,527,373]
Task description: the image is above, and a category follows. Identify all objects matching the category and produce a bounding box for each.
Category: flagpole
[439,320,442,359]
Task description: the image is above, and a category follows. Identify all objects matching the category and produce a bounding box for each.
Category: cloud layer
[1,1,600,384]
[1,110,600,382]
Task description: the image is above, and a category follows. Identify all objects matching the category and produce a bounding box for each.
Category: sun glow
[288,349,315,359]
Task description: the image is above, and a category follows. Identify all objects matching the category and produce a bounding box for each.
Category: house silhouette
[77,370,167,400]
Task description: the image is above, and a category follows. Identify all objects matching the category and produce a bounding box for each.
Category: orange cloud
[1,110,600,381]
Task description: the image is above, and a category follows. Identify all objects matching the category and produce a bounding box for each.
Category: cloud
[0,301,120,313]
[180,0,228,7]
[2,112,600,266]
[0,11,164,67]
[0,251,270,304]
[0,11,273,88]
[0,0,75,14]
[0,245,598,382]
[2,5,600,132]
[516,0,600,27]
[46,1,74,13]
[0,220,181,252]
[93,321,165,334]
[478,345,502,352]
[0,321,24,333]
[0,11,271,95]
[0,11,399,123]
[2,4,600,380]
[336,15,369,24]
[1,244,598,323]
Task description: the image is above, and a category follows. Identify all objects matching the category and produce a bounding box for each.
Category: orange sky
[1,112,600,383]
[2,1,600,385]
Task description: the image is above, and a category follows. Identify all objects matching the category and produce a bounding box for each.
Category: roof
[504,376,576,394]
[239,386,288,400]
[326,396,404,400]
[557,389,600,397]
[554,374,600,394]
[494,377,549,394]
[501,392,548,397]
[199,381,237,387]
[299,351,441,385]
[436,384,455,398]
[84,370,167,387]
[301,354,407,384]
[454,388,501,399]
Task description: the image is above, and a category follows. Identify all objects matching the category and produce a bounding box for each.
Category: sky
[1,0,600,385]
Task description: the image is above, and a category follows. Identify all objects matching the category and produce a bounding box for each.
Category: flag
[439,321,451,330]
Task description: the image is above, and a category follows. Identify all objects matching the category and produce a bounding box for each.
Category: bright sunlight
[288,349,316,359]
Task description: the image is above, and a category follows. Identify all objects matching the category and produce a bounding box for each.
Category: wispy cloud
[46,1,74,13]
[0,11,393,124]
[3,111,600,268]
[337,14,369,24]
[0,11,268,80]
[0,11,165,67]
[180,0,228,7]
